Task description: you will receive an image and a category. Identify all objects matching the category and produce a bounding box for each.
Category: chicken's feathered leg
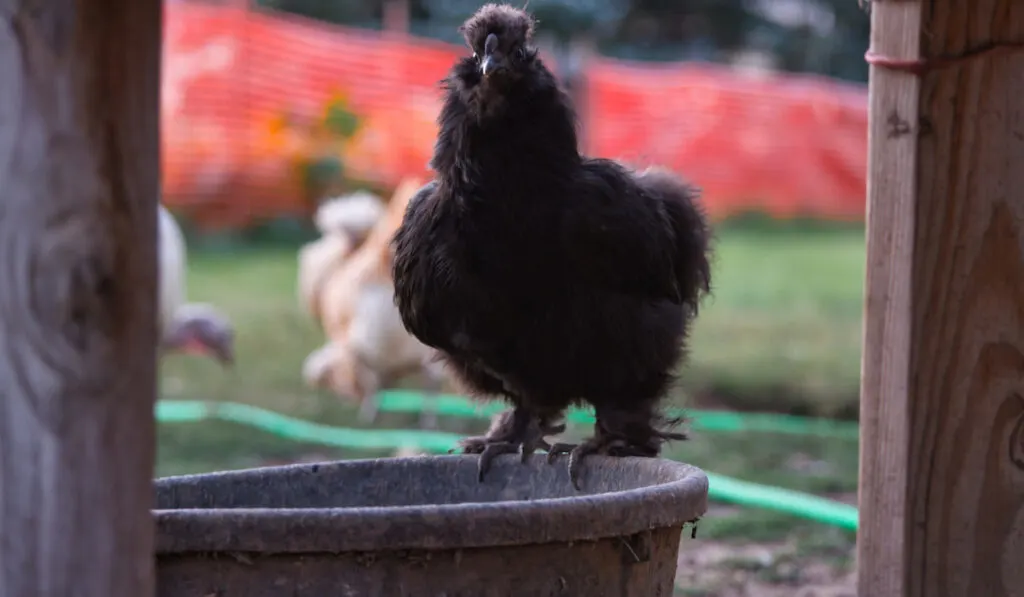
[356,395,381,425]
[354,364,384,425]
[457,407,566,482]
[547,405,686,490]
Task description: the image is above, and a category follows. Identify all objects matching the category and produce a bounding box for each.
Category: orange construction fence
[163,3,869,230]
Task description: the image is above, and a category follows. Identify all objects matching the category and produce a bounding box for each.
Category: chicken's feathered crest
[429,4,576,176]
[459,4,536,51]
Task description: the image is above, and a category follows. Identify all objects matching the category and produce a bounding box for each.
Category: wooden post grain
[0,0,161,595]
[859,1,1024,595]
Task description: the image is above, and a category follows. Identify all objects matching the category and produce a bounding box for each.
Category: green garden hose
[158,400,462,453]
[156,399,859,531]
[374,390,860,439]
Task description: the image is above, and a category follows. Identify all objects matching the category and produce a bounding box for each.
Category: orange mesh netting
[162,3,868,230]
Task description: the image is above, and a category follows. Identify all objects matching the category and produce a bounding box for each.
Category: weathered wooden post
[859,1,1024,595]
[0,1,162,595]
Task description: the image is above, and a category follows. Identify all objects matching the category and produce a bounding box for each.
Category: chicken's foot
[455,408,566,481]
[547,436,651,490]
[549,407,688,490]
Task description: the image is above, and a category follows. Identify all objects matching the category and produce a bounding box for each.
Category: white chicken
[302,281,447,427]
[297,190,386,319]
[159,204,234,365]
[300,179,449,428]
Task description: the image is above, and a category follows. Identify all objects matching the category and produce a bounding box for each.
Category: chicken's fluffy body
[392,4,712,486]
[301,178,447,427]
[297,190,387,320]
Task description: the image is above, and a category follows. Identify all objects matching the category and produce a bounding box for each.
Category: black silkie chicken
[391,4,712,489]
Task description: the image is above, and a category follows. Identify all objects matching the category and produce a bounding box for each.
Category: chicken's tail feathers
[314,190,387,239]
[637,166,713,311]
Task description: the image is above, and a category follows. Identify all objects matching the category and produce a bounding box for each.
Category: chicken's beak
[480,54,504,78]
[210,334,235,368]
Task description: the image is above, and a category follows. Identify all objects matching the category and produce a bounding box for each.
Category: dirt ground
[675,539,856,596]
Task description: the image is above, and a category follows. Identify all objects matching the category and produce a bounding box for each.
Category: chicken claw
[478,441,523,481]
[547,436,648,490]
[458,436,518,481]
[546,441,596,490]
[456,411,566,481]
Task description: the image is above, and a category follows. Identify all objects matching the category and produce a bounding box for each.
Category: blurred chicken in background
[160,203,235,366]
[314,189,386,240]
[297,190,386,320]
[299,179,448,428]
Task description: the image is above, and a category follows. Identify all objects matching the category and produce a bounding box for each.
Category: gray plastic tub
[154,454,708,596]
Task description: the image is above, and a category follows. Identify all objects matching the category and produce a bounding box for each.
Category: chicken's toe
[456,435,493,454]
[477,441,520,481]
[545,441,577,464]
[518,435,552,463]
[568,442,606,490]
[547,436,638,490]
[457,409,567,479]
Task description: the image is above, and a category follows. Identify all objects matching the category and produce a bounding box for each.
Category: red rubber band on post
[865,41,1024,74]
[863,51,928,75]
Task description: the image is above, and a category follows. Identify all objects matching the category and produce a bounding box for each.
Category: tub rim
[154,454,709,553]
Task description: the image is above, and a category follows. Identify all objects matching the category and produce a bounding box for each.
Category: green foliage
[303,155,346,200]
[323,97,361,139]
[272,93,364,205]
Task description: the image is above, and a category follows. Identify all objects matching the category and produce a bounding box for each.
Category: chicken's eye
[473,52,480,62]
[515,47,527,60]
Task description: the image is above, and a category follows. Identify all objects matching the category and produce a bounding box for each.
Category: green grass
[158,222,867,475]
[686,224,865,418]
[157,221,865,588]
[162,222,867,414]
[158,220,866,467]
